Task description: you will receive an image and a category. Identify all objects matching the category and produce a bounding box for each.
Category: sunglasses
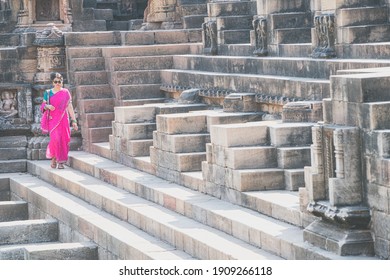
[53,80,62,84]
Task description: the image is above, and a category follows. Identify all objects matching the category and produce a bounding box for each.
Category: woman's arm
[67,101,78,131]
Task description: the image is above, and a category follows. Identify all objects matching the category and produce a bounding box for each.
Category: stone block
[269,123,313,147]
[151,147,206,172]
[122,31,155,45]
[154,132,210,153]
[331,73,390,103]
[210,121,274,147]
[224,146,278,169]
[25,242,98,260]
[0,219,58,245]
[282,101,323,123]
[277,147,311,169]
[223,93,258,112]
[156,113,208,134]
[114,105,158,124]
[0,201,28,222]
[285,169,305,191]
[126,140,153,157]
[228,169,285,192]
[362,101,390,130]
[113,122,156,140]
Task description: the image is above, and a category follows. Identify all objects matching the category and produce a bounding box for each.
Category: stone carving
[142,0,180,29]
[253,17,268,56]
[202,20,217,55]
[0,91,18,118]
[311,14,336,58]
[0,0,10,10]
[34,24,66,82]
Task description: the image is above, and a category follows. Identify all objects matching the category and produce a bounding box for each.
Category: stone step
[24,242,99,260]
[0,176,9,201]
[204,163,285,191]
[78,98,114,113]
[0,136,27,148]
[338,42,390,59]
[331,0,382,9]
[273,27,312,44]
[10,173,194,260]
[93,8,114,20]
[338,24,390,44]
[84,112,114,128]
[160,69,330,101]
[153,132,210,153]
[183,15,206,29]
[100,43,195,58]
[116,84,163,100]
[258,0,312,14]
[0,219,58,245]
[269,122,314,147]
[126,139,154,157]
[220,29,251,44]
[150,147,206,172]
[216,15,253,31]
[337,6,388,27]
[67,47,103,59]
[180,3,207,16]
[28,161,281,260]
[63,151,372,260]
[277,147,311,169]
[209,144,278,169]
[76,84,113,100]
[0,147,26,160]
[210,121,277,148]
[107,55,173,71]
[0,160,26,173]
[208,1,257,17]
[110,70,161,85]
[88,127,112,143]
[69,57,105,72]
[269,12,312,29]
[112,122,156,140]
[73,71,108,86]
[156,112,209,134]
[114,103,208,124]
[0,34,20,47]
[277,43,313,57]
[0,242,58,260]
[172,54,385,79]
[65,31,121,46]
[0,201,28,222]
[284,168,305,191]
[120,98,167,106]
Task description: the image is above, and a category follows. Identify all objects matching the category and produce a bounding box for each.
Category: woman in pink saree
[41,72,78,169]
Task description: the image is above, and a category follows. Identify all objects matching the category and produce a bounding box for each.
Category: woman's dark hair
[50,72,63,81]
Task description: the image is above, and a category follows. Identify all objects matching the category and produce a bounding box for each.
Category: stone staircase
[66,30,202,151]
[336,0,390,44]
[1,154,375,260]
[0,174,98,260]
[0,136,27,173]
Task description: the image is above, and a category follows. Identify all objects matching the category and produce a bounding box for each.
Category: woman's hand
[71,121,78,131]
[46,104,55,111]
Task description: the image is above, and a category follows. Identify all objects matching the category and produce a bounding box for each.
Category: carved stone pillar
[304,125,374,256]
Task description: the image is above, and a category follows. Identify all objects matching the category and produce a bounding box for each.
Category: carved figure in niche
[253,17,268,56]
[312,14,336,58]
[202,20,217,55]
[0,91,18,118]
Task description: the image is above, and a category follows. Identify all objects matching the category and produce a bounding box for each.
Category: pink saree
[41,89,71,163]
